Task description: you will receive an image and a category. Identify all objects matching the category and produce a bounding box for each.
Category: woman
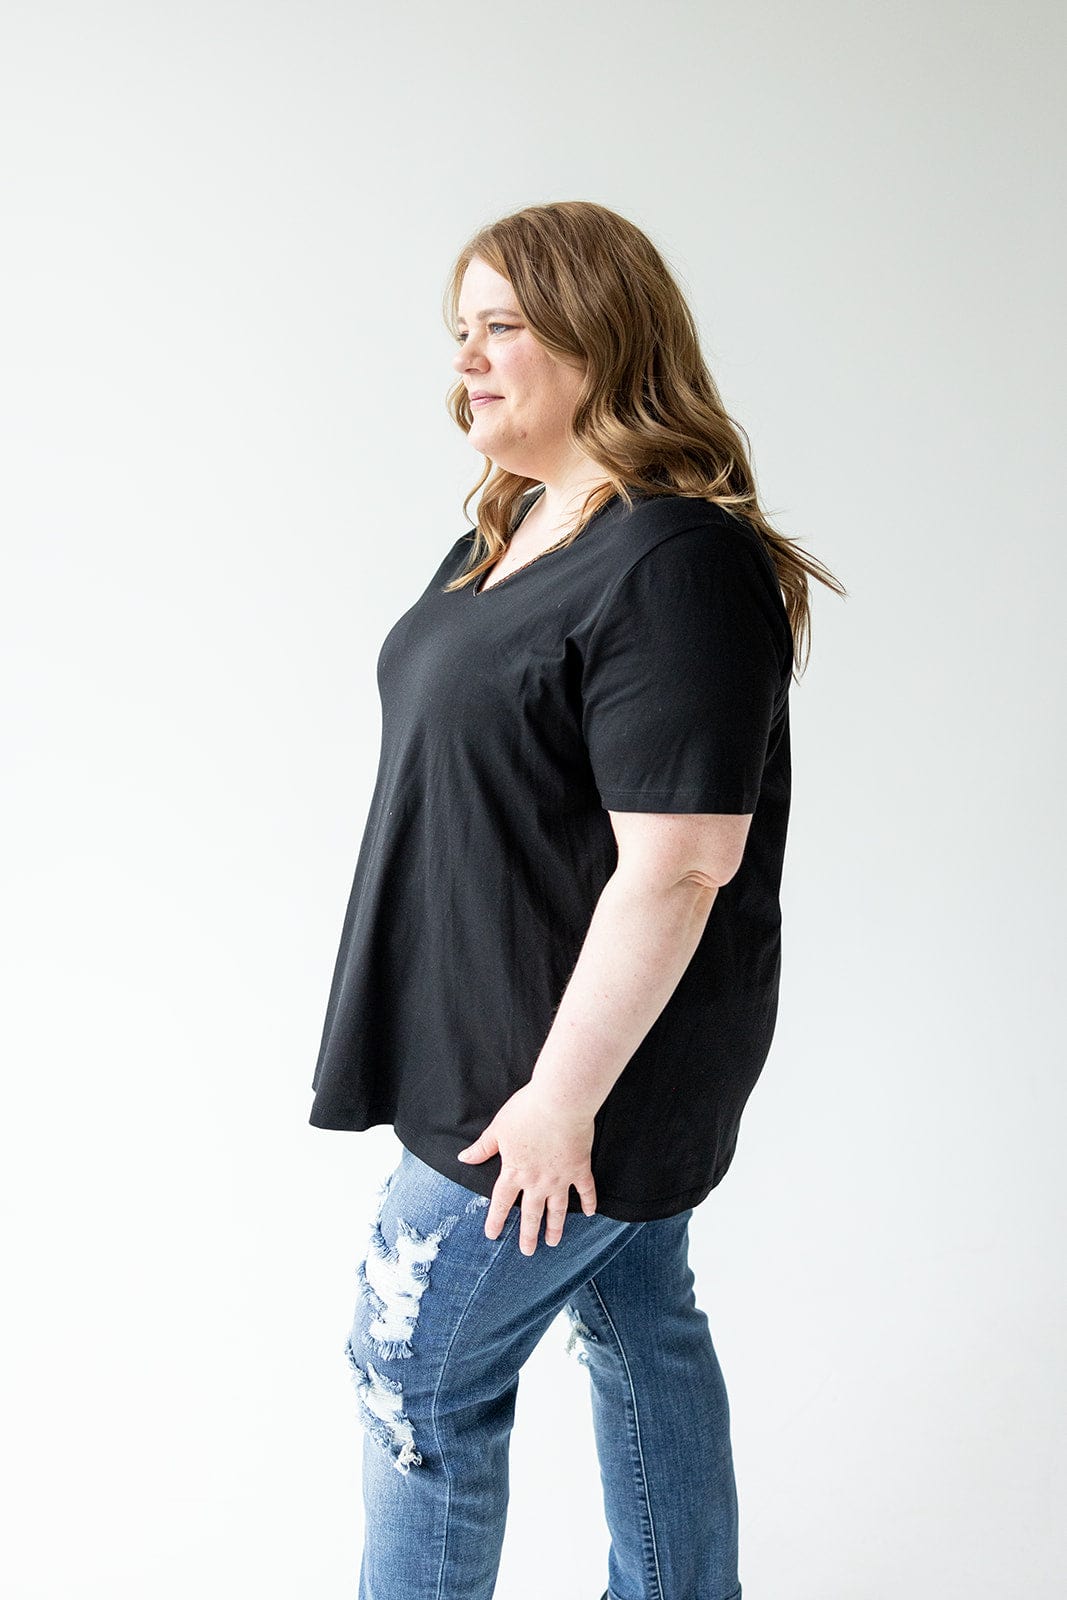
[310,201,845,1600]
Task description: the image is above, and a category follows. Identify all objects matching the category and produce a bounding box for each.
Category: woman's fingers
[519,1191,547,1255]
[484,1176,519,1241]
[485,1167,593,1254]
[543,1193,570,1247]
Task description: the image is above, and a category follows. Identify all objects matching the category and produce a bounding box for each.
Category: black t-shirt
[309,487,794,1222]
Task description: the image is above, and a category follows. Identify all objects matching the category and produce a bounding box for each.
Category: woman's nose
[455,343,484,369]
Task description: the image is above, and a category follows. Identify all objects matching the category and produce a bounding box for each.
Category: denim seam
[429,1205,524,1600]
[587,1274,665,1600]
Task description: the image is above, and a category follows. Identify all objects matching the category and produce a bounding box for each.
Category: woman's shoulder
[608,491,754,562]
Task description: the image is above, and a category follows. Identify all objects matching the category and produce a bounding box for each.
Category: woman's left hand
[457,1082,598,1255]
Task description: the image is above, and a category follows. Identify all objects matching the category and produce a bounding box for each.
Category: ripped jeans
[344,1146,742,1600]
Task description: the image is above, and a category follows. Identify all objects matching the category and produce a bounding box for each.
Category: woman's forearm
[528,864,719,1120]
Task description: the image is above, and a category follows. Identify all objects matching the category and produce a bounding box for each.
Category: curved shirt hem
[391,1118,719,1223]
[308,1101,729,1222]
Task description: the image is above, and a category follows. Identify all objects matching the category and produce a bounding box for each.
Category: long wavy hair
[441,200,845,677]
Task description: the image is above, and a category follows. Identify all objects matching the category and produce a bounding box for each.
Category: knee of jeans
[343,1165,490,1474]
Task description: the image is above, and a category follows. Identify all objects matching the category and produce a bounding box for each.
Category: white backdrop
[2,3,1064,1597]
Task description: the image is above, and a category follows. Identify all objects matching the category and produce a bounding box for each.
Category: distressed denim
[345,1146,743,1600]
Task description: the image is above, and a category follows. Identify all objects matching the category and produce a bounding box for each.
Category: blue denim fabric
[343,1147,742,1600]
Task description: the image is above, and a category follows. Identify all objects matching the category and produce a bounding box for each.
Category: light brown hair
[442,200,846,676]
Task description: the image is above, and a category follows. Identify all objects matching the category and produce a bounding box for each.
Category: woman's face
[453,256,585,479]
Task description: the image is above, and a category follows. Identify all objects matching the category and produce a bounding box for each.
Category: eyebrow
[455,307,521,324]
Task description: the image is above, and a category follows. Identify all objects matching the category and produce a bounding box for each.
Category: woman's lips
[471,396,501,407]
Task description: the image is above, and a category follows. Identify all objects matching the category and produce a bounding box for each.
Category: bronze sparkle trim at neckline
[473,532,573,596]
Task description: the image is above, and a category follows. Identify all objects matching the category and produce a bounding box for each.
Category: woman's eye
[456,323,515,344]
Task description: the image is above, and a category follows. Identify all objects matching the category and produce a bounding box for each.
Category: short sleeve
[581,522,791,813]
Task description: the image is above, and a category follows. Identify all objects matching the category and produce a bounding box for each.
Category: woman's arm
[529,808,752,1117]
[458,810,753,1254]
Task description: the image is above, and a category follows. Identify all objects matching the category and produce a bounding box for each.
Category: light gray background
[2,3,1064,1597]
